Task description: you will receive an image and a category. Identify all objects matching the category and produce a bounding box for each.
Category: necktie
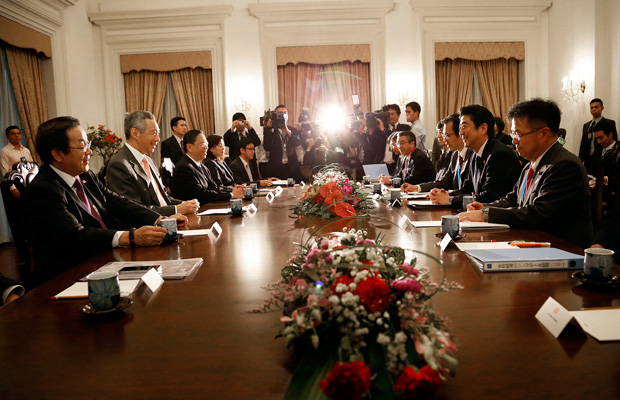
[73,178,107,229]
[142,157,167,207]
[457,154,463,188]
[589,121,596,155]
[525,166,534,193]
[245,162,254,181]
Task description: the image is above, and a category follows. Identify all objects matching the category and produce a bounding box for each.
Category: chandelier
[561,71,586,103]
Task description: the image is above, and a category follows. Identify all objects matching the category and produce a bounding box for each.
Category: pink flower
[398,263,419,277]
[392,278,423,294]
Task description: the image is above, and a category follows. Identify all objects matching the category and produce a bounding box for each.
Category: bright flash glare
[319,104,346,131]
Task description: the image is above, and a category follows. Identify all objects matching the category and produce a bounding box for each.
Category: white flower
[377,333,390,345]
[395,331,407,344]
[328,295,340,305]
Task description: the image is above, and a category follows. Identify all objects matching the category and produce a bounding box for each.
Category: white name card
[275,186,283,195]
[210,221,222,236]
[399,215,413,230]
[141,268,164,292]
[246,204,257,214]
[440,234,453,252]
[535,297,578,338]
[266,192,275,202]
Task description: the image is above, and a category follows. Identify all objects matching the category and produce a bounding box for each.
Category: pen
[509,241,551,248]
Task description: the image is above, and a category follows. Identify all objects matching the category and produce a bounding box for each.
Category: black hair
[406,101,421,114]
[494,116,505,133]
[232,113,246,122]
[238,138,254,150]
[590,98,603,106]
[397,130,416,146]
[444,114,461,136]
[459,105,496,140]
[506,98,561,135]
[5,125,19,136]
[593,120,615,136]
[170,116,186,130]
[36,116,80,164]
[183,129,204,153]
[206,134,223,156]
[385,104,401,116]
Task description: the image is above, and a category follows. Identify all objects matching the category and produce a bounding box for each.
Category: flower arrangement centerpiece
[86,124,123,163]
[295,165,373,219]
[252,220,462,400]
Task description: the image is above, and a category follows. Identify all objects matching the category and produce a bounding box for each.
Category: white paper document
[407,200,435,206]
[271,180,288,185]
[198,206,249,216]
[53,280,141,299]
[179,229,213,236]
[411,220,510,230]
[402,193,430,199]
[455,241,514,251]
[85,258,203,280]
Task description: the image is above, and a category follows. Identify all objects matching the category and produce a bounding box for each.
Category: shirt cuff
[2,284,25,305]
[112,231,123,248]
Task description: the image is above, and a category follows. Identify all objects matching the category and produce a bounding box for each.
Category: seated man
[107,111,199,216]
[430,105,521,208]
[403,114,473,193]
[229,138,273,187]
[460,99,593,248]
[26,116,187,285]
[1,272,24,305]
[171,129,245,203]
[379,131,434,186]
[223,112,261,161]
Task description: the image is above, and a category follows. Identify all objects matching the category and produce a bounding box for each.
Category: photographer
[223,112,261,161]
[262,105,302,181]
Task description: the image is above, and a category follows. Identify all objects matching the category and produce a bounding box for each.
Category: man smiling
[26,116,187,285]
[459,99,593,247]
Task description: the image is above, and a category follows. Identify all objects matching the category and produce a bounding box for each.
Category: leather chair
[1,161,39,288]
[160,157,174,194]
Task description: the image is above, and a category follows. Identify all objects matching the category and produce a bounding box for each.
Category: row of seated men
[2,98,619,302]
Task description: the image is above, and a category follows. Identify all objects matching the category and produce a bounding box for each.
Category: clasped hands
[119,213,188,247]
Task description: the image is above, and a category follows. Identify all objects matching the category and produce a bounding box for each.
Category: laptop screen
[362,164,389,179]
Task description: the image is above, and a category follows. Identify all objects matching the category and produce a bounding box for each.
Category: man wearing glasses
[25,116,187,285]
[229,138,274,187]
[459,99,593,248]
[430,105,521,209]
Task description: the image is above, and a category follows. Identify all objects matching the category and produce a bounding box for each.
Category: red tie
[525,167,534,193]
[458,154,464,169]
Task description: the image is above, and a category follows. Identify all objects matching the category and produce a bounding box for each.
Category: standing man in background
[405,101,427,153]
[1,126,33,185]
[161,117,187,165]
[579,98,617,175]
[223,112,261,161]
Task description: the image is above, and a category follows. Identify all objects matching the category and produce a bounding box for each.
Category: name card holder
[141,268,164,292]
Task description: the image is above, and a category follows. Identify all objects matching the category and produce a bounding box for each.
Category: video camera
[347,94,390,131]
[260,109,287,130]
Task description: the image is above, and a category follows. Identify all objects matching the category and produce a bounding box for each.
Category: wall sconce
[561,71,586,103]
[398,91,413,109]
[235,97,251,112]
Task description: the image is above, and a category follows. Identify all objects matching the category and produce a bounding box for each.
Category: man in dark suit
[171,129,245,204]
[1,272,24,305]
[25,116,187,285]
[378,131,434,186]
[262,105,302,181]
[460,99,593,248]
[430,105,521,209]
[160,116,187,165]
[229,138,274,187]
[223,112,261,161]
[107,111,199,216]
[403,114,472,193]
[579,98,617,175]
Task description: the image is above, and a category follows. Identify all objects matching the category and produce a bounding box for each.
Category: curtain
[155,75,180,166]
[475,58,519,128]
[5,44,47,165]
[123,70,167,125]
[277,61,371,124]
[435,59,475,122]
[169,67,215,135]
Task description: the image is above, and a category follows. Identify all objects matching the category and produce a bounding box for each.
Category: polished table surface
[1,186,619,399]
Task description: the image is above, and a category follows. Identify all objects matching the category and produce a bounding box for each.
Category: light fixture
[561,71,586,103]
[235,97,251,112]
[398,91,413,109]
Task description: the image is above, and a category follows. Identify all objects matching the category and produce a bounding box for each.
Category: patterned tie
[73,178,107,229]
[142,157,167,206]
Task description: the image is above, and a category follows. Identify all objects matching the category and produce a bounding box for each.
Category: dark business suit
[487,141,593,248]
[170,154,231,204]
[419,149,473,192]
[495,132,513,147]
[106,146,181,216]
[593,177,620,263]
[25,164,160,284]
[160,136,185,165]
[0,272,22,304]
[204,152,235,189]
[223,128,261,161]
[401,148,436,185]
[450,138,521,208]
[579,117,617,174]
[262,126,301,180]
[229,156,261,185]
[433,149,454,182]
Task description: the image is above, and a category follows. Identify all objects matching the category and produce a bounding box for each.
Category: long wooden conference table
[0,186,618,399]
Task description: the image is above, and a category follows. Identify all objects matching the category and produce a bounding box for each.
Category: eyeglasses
[69,141,92,152]
[442,133,455,139]
[244,147,256,151]
[510,127,546,141]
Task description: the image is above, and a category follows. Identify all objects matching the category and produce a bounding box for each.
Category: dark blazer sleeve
[404,149,436,185]
[247,128,261,147]
[418,152,457,192]
[229,157,258,185]
[171,157,231,204]
[106,154,177,216]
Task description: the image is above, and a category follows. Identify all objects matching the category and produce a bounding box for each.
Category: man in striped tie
[459,99,593,248]
[26,116,188,285]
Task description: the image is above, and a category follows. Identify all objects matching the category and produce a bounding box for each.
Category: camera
[260,109,287,129]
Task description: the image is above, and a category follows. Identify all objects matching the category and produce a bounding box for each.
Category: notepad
[53,280,141,299]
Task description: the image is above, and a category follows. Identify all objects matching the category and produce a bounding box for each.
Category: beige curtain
[475,58,518,128]
[169,67,215,135]
[123,70,167,125]
[435,59,475,122]
[5,45,47,164]
[277,61,370,123]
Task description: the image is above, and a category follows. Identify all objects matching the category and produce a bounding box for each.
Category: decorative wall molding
[249,0,395,111]
[88,4,233,136]
[0,0,78,116]
[409,0,552,126]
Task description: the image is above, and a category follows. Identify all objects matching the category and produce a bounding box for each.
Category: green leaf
[368,339,395,400]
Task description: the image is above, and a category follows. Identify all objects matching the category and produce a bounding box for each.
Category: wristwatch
[481,207,490,222]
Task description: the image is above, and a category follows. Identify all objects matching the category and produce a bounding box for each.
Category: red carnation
[355,276,391,312]
[329,275,354,297]
[319,361,371,400]
[393,365,442,399]
[314,194,325,204]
